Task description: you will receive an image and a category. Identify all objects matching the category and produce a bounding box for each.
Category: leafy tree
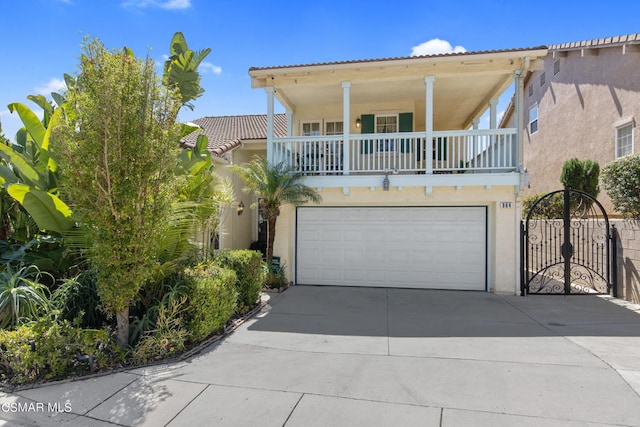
[232,156,322,263]
[602,153,640,218]
[560,158,600,198]
[52,34,208,348]
[150,134,233,284]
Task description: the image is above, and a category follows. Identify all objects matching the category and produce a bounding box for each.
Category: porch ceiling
[250,48,547,130]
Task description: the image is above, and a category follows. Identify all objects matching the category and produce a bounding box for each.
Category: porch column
[265,86,275,164]
[342,81,351,175]
[489,98,498,167]
[489,98,498,129]
[286,108,293,136]
[514,70,524,171]
[424,76,435,174]
[472,118,480,169]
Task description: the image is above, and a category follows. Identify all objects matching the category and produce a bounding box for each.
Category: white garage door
[296,206,487,290]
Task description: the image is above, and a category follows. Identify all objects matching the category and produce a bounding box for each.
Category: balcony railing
[272,129,517,176]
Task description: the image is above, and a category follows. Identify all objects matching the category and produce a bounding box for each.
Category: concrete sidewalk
[3,286,640,426]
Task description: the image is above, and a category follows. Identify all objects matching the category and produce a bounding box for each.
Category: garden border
[0,291,279,393]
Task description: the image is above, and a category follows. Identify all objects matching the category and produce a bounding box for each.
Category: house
[181,114,287,251]
[500,33,640,212]
[245,46,547,294]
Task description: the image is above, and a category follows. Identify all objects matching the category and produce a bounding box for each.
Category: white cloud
[35,77,67,95]
[411,38,467,56]
[199,62,222,75]
[160,0,190,9]
[121,0,191,9]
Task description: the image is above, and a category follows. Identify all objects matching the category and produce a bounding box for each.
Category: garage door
[296,206,487,290]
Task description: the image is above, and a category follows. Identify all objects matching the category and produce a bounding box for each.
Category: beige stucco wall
[521,47,640,213]
[216,142,266,251]
[293,101,425,135]
[613,219,640,303]
[273,185,521,294]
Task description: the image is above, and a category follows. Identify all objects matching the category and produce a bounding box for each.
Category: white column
[514,70,524,171]
[286,108,293,137]
[472,118,480,168]
[265,86,275,164]
[342,81,351,175]
[489,98,498,168]
[424,76,435,174]
[489,98,498,129]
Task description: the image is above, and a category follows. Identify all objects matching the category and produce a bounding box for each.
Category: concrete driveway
[3,286,640,426]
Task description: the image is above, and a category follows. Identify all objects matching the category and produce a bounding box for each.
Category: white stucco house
[191,45,549,294]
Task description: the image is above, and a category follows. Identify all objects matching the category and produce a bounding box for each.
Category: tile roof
[181,114,288,156]
[550,33,640,51]
[248,46,548,72]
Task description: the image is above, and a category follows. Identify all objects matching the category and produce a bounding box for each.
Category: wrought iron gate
[521,189,617,295]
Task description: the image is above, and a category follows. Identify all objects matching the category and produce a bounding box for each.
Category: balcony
[272,128,519,188]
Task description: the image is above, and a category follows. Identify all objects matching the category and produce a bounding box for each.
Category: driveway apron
[3,285,640,426]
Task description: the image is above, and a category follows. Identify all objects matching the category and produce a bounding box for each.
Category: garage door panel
[297,207,486,290]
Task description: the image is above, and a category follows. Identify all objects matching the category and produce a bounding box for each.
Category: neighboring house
[247,46,547,294]
[181,114,287,251]
[501,33,640,212]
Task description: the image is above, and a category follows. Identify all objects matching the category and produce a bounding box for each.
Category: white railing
[272,128,517,175]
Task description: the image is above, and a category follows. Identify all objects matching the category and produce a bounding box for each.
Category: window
[301,122,321,136]
[376,115,397,151]
[528,85,533,97]
[376,115,397,133]
[529,105,538,134]
[616,122,634,158]
[325,121,343,135]
[553,59,560,75]
[540,72,546,86]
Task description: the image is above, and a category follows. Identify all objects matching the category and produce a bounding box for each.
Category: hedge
[215,250,264,314]
[602,153,640,218]
[0,317,121,385]
[522,192,564,219]
[182,263,237,342]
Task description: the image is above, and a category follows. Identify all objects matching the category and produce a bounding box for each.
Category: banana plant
[164,32,211,110]
[0,100,73,235]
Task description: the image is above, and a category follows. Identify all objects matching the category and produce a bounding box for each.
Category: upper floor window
[528,85,533,97]
[553,59,561,75]
[540,72,546,86]
[616,121,634,158]
[301,121,321,136]
[376,115,397,133]
[529,105,539,134]
[376,115,398,151]
[325,121,343,135]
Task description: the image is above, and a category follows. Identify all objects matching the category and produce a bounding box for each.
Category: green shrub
[215,250,264,313]
[182,263,237,342]
[560,158,600,198]
[0,265,52,329]
[522,192,564,219]
[0,316,122,385]
[129,276,189,346]
[264,261,288,290]
[133,296,189,363]
[51,270,107,329]
[602,153,640,217]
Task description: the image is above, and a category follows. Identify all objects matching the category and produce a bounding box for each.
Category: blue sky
[1,0,639,140]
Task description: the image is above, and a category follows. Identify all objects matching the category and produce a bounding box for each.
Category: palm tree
[232,156,321,262]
